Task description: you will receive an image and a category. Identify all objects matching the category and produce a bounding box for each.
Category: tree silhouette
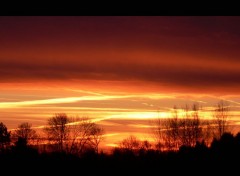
[0,122,11,151]
[163,105,179,150]
[178,104,204,147]
[44,113,70,152]
[140,140,152,150]
[12,122,38,145]
[119,135,140,151]
[213,100,230,139]
[151,117,164,151]
[88,123,104,154]
[67,117,104,155]
[152,104,205,151]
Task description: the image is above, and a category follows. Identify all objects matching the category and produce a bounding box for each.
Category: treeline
[0,100,235,154]
[0,113,104,157]
[1,132,239,174]
[117,100,230,152]
[0,100,239,174]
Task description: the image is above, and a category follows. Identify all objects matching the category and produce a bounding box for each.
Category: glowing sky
[1,16,240,150]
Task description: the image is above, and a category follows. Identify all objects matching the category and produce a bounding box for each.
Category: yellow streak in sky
[0,95,134,108]
[128,124,154,128]
[222,98,240,105]
[102,133,121,137]
[105,143,119,149]
[108,112,159,119]
[0,92,179,111]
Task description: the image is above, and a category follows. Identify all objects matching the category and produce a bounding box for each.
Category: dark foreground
[0,147,239,176]
[1,132,240,175]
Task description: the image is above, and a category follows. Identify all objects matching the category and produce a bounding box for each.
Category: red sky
[1,16,240,91]
[0,16,240,150]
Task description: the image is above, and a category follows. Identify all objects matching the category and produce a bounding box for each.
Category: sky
[1,16,240,150]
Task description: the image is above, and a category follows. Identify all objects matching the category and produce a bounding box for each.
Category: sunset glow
[1,16,240,150]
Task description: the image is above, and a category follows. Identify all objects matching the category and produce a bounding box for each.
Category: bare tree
[119,136,153,154]
[151,117,164,151]
[192,104,202,144]
[151,101,231,151]
[44,113,70,152]
[0,122,11,151]
[178,104,190,147]
[119,135,140,151]
[201,119,214,147]
[166,106,179,150]
[152,104,205,151]
[151,106,179,151]
[140,140,152,150]
[67,117,104,155]
[88,124,104,154]
[213,100,230,139]
[12,122,38,146]
[177,104,203,147]
[43,114,105,154]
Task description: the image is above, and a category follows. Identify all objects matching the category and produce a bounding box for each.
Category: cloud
[1,16,240,94]
[1,59,240,93]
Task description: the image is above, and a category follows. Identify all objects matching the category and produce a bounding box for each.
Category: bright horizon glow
[2,87,240,150]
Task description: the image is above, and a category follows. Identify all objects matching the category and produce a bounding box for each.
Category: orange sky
[0,16,240,150]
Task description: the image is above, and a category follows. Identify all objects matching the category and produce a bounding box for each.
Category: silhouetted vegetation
[12,122,38,146]
[0,122,11,151]
[0,101,239,174]
[151,101,230,151]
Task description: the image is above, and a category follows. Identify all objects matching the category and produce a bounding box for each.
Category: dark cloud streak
[1,60,240,90]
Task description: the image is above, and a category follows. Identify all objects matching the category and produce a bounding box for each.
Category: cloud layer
[1,16,240,93]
